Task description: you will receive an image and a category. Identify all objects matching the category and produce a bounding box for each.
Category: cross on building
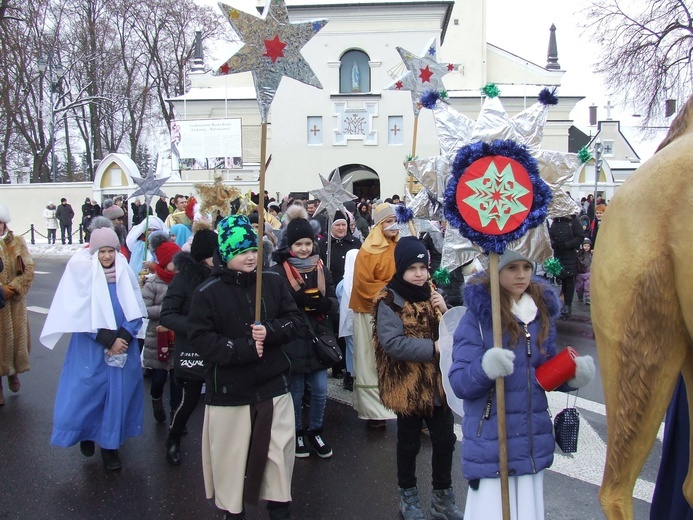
[603,100,615,120]
[310,125,320,136]
[391,124,401,136]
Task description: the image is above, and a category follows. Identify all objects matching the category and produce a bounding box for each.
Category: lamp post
[37,54,65,183]
[593,139,603,206]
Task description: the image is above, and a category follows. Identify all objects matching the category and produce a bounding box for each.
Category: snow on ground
[28,243,86,260]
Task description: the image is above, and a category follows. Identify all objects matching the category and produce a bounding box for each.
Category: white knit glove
[568,355,595,389]
[482,348,515,380]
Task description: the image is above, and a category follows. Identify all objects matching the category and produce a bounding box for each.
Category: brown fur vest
[372,287,445,416]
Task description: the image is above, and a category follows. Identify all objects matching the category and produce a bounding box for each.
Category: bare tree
[583,0,693,127]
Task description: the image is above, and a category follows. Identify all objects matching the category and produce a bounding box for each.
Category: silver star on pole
[309,172,356,218]
[130,170,169,200]
[216,0,328,123]
[385,38,460,116]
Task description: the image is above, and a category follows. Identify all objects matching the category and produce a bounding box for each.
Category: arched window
[340,50,370,94]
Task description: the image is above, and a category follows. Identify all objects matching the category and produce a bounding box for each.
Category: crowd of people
[20,189,605,520]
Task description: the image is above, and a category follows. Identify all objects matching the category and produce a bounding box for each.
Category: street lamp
[37,54,65,182]
[593,140,603,206]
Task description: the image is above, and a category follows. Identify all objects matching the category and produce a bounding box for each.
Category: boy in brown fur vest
[373,237,463,520]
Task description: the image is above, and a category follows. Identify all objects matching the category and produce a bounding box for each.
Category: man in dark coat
[549,215,585,316]
[155,196,170,222]
[55,198,75,244]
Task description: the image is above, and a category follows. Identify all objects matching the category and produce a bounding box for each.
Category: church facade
[168,0,582,202]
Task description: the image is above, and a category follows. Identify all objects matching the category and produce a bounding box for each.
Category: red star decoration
[219,63,230,75]
[419,65,434,83]
[263,35,287,63]
[447,63,455,71]
[395,81,404,90]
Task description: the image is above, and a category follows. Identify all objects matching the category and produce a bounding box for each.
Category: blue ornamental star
[130,170,169,200]
[217,0,328,123]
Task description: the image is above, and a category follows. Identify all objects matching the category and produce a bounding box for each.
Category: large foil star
[309,172,356,218]
[130,170,169,200]
[217,0,328,123]
[385,38,460,116]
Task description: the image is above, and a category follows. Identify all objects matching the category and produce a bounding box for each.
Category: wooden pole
[254,123,268,324]
[407,116,420,196]
[488,252,511,520]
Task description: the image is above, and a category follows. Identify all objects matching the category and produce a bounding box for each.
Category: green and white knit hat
[217,214,258,262]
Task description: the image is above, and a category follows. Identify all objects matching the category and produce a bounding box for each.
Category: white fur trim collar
[510,292,538,325]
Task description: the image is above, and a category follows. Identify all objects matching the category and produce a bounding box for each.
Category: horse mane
[656,94,693,153]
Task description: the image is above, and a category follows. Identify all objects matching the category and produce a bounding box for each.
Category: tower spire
[546,23,560,70]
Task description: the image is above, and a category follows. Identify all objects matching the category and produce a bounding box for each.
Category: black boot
[152,397,166,423]
[166,434,182,466]
[101,448,122,471]
[267,501,291,520]
[79,440,95,457]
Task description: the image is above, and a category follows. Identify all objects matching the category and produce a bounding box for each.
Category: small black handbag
[554,392,580,453]
[311,332,342,367]
[302,314,342,367]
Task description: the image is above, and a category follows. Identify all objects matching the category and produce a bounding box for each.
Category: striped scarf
[283,254,326,295]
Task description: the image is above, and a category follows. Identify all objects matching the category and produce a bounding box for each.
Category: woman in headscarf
[349,203,399,428]
[41,227,146,471]
[0,202,35,406]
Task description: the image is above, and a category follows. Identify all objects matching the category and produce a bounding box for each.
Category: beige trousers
[352,311,396,420]
[201,393,295,514]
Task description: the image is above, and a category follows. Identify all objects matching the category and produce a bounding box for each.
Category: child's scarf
[283,254,326,295]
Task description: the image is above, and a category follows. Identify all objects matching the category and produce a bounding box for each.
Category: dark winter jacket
[160,252,211,381]
[270,250,338,374]
[319,233,362,286]
[449,276,561,480]
[55,203,74,226]
[549,216,585,278]
[187,263,302,406]
[577,250,592,274]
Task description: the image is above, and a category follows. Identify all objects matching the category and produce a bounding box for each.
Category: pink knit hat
[89,227,120,254]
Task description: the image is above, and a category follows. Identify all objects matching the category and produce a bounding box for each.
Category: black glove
[315,294,332,314]
[293,289,313,308]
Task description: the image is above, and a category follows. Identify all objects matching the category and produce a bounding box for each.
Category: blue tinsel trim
[420,90,441,110]
[394,204,414,224]
[442,139,552,254]
[538,87,558,106]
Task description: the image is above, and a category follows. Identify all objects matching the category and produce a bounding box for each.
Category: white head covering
[40,248,146,349]
[125,216,168,253]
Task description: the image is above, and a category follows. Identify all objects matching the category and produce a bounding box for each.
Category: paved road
[0,257,657,519]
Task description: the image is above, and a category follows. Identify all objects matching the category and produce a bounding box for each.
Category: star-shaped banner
[309,172,356,218]
[385,38,460,116]
[216,0,328,123]
[130,171,169,200]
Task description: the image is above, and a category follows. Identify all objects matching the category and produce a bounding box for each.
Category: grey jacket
[375,290,436,363]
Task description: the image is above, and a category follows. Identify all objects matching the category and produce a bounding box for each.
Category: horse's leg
[598,261,687,520]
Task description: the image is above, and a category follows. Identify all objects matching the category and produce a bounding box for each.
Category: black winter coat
[187,265,302,406]
[270,255,339,374]
[160,252,211,381]
[319,233,361,286]
[55,203,74,226]
[549,216,585,278]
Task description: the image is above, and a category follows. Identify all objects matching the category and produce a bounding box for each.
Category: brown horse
[592,94,693,519]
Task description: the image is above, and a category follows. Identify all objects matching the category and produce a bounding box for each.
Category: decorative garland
[481,83,501,98]
[394,204,414,225]
[443,139,552,254]
[432,267,451,286]
[538,87,559,106]
[543,257,564,277]
[578,146,592,164]
[421,89,441,110]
